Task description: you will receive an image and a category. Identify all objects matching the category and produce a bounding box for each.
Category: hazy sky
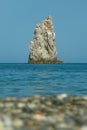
[0,0,87,63]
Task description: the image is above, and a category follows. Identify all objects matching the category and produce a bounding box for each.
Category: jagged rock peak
[28,16,63,64]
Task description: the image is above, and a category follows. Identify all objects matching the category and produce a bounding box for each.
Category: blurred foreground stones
[0,95,87,130]
[28,16,63,64]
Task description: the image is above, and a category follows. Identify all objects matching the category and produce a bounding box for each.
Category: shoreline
[0,94,87,130]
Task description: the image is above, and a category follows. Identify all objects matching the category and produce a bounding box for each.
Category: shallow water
[0,63,87,97]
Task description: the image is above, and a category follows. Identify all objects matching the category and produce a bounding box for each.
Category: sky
[0,0,87,63]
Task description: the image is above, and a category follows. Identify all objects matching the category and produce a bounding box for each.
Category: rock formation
[28,16,63,64]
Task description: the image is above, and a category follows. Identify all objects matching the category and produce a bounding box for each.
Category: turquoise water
[0,63,87,97]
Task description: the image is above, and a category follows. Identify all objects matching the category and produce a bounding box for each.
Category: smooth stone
[12,118,23,128]
[81,126,87,130]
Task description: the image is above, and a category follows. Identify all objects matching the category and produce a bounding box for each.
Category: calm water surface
[0,63,87,97]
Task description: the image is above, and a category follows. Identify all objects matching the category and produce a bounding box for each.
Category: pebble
[0,94,87,130]
[12,119,23,128]
[81,126,87,130]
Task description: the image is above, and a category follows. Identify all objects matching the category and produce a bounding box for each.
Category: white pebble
[81,126,87,130]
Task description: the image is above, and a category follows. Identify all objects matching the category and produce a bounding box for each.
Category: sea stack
[28,16,63,64]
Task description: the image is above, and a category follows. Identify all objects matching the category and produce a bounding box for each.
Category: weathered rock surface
[28,16,63,64]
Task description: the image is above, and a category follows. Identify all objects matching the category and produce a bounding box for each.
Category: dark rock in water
[28,16,63,64]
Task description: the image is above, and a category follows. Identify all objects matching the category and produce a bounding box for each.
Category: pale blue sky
[0,0,87,63]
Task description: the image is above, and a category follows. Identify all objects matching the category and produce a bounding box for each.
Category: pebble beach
[0,94,87,130]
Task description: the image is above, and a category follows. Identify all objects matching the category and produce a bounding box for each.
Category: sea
[0,63,87,98]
